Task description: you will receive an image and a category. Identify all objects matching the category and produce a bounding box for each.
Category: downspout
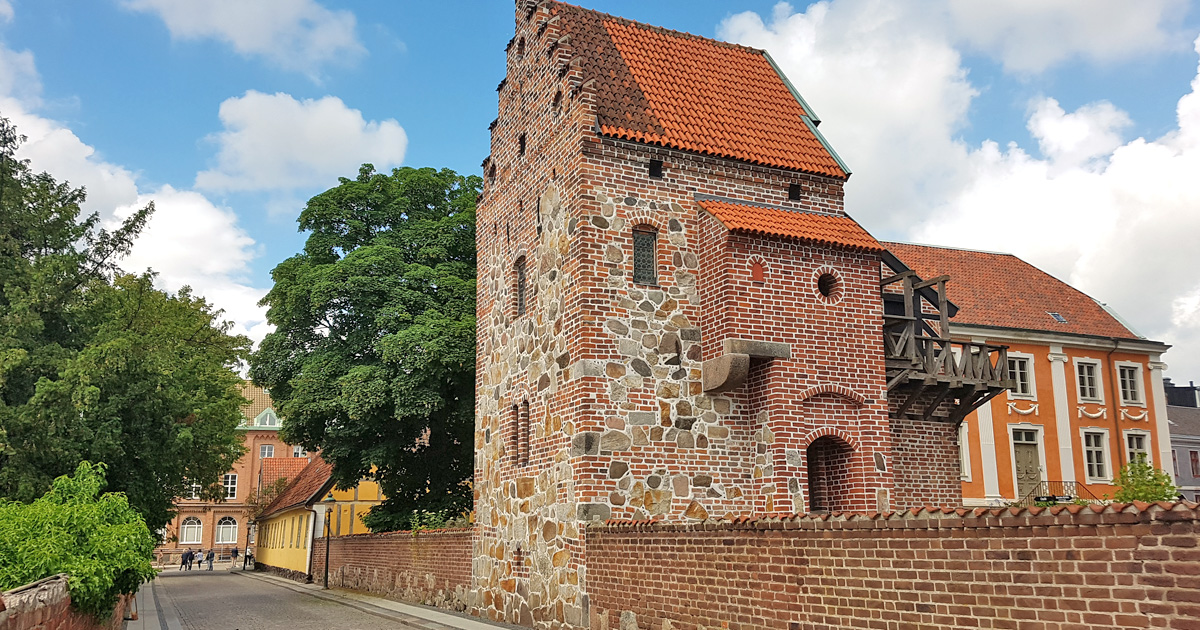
[304,504,318,580]
[1105,339,1125,472]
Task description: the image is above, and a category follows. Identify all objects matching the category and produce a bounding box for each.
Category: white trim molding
[959,422,972,482]
[1007,402,1039,416]
[1048,349,1075,484]
[1078,406,1108,419]
[1123,428,1153,466]
[976,400,1004,502]
[1120,409,1149,421]
[1149,360,1173,473]
[1080,427,1114,484]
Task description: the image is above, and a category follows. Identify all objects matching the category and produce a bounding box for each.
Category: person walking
[206,549,214,571]
[187,549,195,571]
[179,549,190,572]
[229,546,239,570]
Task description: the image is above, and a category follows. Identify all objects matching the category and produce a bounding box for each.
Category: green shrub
[0,462,157,618]
[1112,458,1179,503]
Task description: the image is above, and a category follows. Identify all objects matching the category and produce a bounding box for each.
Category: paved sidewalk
[236,571,513,630]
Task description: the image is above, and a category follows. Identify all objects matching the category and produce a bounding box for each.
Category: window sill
[1007,393,1037,402]
[1078,398,1105,406]
[1119,401,1147,408]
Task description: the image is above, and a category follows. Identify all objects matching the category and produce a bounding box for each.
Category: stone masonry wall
[586,502,1200,630]
[0,575,130,630]
[312,529,473,612]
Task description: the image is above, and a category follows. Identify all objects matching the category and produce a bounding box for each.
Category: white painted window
[180,517,202,544]
[1075,360,1103,403]
[1125,431,1151,464]
[1006,354,1036,400]
[255,408,280,427]
[1116,363,1144,406]
[293,445,307,458]
[260,444,274,459]
[958,422,972,481]
[185,482,201,500]
[215,517,238,544]
[1083,430,1110,482]
[223,474,237,500]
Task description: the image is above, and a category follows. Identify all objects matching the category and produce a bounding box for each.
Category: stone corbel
[702,339,792,393]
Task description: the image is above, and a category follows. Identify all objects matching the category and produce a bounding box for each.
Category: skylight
[1048,312,1068,324]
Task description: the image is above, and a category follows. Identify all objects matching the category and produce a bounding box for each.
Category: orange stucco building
[889,243,1172,505]
[156,383,309,563]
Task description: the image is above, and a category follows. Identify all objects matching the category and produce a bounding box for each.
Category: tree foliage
[244,476,291,521]
[250,165,479,530]
[0,462,157,619]
[1112,458,1179,503]
[0,116,248,532]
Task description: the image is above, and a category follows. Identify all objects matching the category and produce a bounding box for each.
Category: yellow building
[254,456,383,580]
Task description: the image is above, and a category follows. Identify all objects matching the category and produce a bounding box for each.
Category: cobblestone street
[134,570,504,630]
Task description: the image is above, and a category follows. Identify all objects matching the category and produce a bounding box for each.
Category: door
[1013,429,1041,500]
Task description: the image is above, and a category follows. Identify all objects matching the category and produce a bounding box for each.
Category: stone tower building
[473,2,1010,627]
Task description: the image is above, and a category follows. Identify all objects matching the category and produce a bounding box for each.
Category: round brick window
[815,269,843,303]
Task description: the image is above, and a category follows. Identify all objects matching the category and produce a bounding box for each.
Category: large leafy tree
[250,165,479,531]
[0,116,248,532]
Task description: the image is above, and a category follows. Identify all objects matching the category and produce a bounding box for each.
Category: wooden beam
[912,275,951,290]
[894,382,927,418]
[880,270,916,286]
[922,384,953,421]
[886,369,911,391]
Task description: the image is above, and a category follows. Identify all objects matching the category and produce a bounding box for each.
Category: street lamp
[322,493,336,589]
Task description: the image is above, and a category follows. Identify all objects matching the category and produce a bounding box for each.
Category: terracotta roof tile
[258,457,310,490]
[699,199,882,252]
[259,456,333,520]
[551,2,846,178]
[885,242,1140,339]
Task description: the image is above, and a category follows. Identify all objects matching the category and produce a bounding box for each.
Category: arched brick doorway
[806,435,854,512]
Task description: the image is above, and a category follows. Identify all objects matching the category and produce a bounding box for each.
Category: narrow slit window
[649,159,663,178]
[632,229,657,285]
[519,133,527,157]
[788,183,802,201]
[515,258,527,316]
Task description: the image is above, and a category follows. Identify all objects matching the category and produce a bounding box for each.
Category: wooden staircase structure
[881,252,1013,423]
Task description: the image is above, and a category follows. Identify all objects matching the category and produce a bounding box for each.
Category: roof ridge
[882,240,1016,258]
[548,1,765,55]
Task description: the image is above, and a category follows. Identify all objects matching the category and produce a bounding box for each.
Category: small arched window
[180,516,202,545]
[515,257,528,316]
[632,228,658,285]
[216,517,238,544]
[750,260,765,283]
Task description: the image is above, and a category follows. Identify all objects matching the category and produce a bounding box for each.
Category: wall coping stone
[592,501,1200,532]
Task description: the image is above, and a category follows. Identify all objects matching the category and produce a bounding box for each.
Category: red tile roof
[259,456,333,520]
[551,2,847,178]
[885,242,1140,339]
[700,199,882,252]
[258,457,310,490]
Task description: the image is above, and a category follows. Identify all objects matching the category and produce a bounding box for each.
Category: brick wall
[585,502,1200,630]
[0,575,130,630]
[311,529,473,612]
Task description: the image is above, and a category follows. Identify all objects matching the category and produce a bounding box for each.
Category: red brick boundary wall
[312,528,474,611]
[586,502,1200,630]
[0,575,130,630]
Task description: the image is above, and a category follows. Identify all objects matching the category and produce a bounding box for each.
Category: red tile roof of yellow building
[885,242,1140,339]
[551,2,847,178]
[259,457,311,490]
[700,199,882,252]
[259,456,333,520]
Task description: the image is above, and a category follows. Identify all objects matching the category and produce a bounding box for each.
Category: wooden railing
[884,331,1009,386]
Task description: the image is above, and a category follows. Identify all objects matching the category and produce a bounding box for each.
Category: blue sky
[3,0,1200,378]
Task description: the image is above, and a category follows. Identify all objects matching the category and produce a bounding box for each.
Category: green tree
[250,165,479,531]
[0,462,157,619]
[1112,458,1179,503]
[0,116,248,532]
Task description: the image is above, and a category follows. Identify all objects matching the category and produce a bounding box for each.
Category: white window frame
[1080,428,1113,483]
[1006,422,1048,497]
[260,444,274,459]
[223,473,237,500]
[255,408,280,427]
[215,517,238,544]
[1123,429,1152,465]
[293,445,307,458]
[185,482,201,500]
[180,517,202,545]
[1073,358,1104,404]
[958,422,972,481]
[1005,352,1037,401]
[1114,361,1146,407]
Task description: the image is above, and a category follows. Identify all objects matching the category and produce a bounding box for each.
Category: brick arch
[801,427,860,451]
[625,208,664,231]
[796,383,867,406]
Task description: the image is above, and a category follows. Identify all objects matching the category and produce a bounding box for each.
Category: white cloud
[194,90,406,193]
[947,0,1188,73]
[120,0,364,77]
[110,186,270,343]
[0,46,40,107]
[0,0,13,24]
[722,3,1200,379]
